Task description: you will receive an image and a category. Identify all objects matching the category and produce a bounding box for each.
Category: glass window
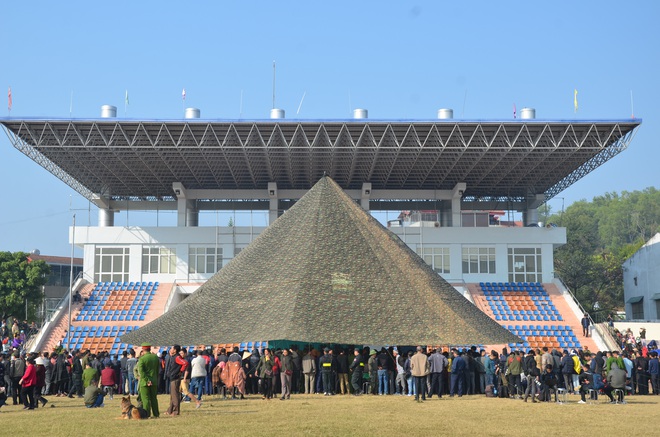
[507,247,542,283]
[143,247,176,274]
[631,301,644,320]
[94,247,129,283]
[461,247,495,274]
[416,246,450,274]
[188,247,222,274]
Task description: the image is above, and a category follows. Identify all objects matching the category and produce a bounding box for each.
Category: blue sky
[1,1,658,256]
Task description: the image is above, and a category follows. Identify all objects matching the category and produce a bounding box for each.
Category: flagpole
[182,88,186,116]
[630,90,635,119]
[70,91,73,117]
[239,90,243,119]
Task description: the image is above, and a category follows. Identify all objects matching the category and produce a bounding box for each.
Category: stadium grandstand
[0,105,641,354]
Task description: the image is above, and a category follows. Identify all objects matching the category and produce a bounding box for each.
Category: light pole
[67,214,76,351]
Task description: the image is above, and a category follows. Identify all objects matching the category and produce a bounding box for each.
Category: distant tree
[0,251,50,320]
[550,187,660,319]
[228,217,234,227]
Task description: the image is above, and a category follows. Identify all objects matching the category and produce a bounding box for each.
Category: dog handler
[136,343,160,418]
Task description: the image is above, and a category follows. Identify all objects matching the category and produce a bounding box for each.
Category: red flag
[8,87,12,111]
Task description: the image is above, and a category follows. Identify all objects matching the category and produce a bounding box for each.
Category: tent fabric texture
[121,176,519,347]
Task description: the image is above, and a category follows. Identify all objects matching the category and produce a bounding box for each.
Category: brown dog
[120,395,149,419]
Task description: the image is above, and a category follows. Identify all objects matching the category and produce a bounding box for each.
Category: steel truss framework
[1,119,640,209]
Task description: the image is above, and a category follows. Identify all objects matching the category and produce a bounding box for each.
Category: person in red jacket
[19,357,37,409]
[101,363,117,400]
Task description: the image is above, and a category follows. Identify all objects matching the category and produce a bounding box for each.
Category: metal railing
[593,322,620,351]
[553,274,595,325]
[25,271,89,352]
[164,279,178,313]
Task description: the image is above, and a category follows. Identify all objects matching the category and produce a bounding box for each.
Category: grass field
[1,392,656,436]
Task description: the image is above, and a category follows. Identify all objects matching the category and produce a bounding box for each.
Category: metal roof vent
[185,108,200,119]
[270,108,285,119]
[353,109,368,119]
[437,108,454,119]
[520,108,536,119]
[100,105,117,118]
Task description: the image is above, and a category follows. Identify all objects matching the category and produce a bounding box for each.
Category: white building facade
[72,221,566,289]
[622,233,660,321]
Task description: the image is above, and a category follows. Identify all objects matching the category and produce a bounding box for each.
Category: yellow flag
[574,89,578,113]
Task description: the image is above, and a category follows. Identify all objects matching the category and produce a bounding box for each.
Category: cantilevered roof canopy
[121,176,520,346]
[1,118,640,210]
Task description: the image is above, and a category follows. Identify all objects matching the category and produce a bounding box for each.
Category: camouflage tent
[122,176,519,347]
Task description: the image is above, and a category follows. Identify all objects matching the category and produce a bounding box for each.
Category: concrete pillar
[173,182,197,227]
[268,182,278,224]
[361,182,372,211]
[98,207,114,227]
[177,197,188,227]
[451,182,466,227]
[525,193,546,226]
[186,207,199,227]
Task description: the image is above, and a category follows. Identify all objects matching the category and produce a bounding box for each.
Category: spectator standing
[301,348,316,394]
[507,350,523,398]
[410,346,429,402]
[10,351,25,405]
[335,349,349,395]
[581,314,590,337]
[279,348,293,400]
[523,350,539,403]
[428,348,447,398]
[19,357,37,409]
[126,351,138,395]
[189,350,206,405]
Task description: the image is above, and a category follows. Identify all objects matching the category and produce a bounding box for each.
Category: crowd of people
[2,323,660,413]
[1,318,39,353]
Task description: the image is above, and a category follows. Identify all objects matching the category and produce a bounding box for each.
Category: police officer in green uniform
[350,348,365,395]
[136,343,159,418]
[319,347,334,396]
[368,349,378,394]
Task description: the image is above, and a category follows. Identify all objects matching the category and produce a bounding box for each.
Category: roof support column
[451,183,466,227]
[173,182,197,227]
[93,194,114,227]
[98,206,114,227]
[361,183,372,211]
[268,182,278,225]
[524,193,546,226]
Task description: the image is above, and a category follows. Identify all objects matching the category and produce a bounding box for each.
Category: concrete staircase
[39,283,173,354]
[467,282,600,352]
[39,283,96,352]
[543,283,598,352]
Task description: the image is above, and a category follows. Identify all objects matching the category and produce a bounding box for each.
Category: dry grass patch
[2,393,656,436]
